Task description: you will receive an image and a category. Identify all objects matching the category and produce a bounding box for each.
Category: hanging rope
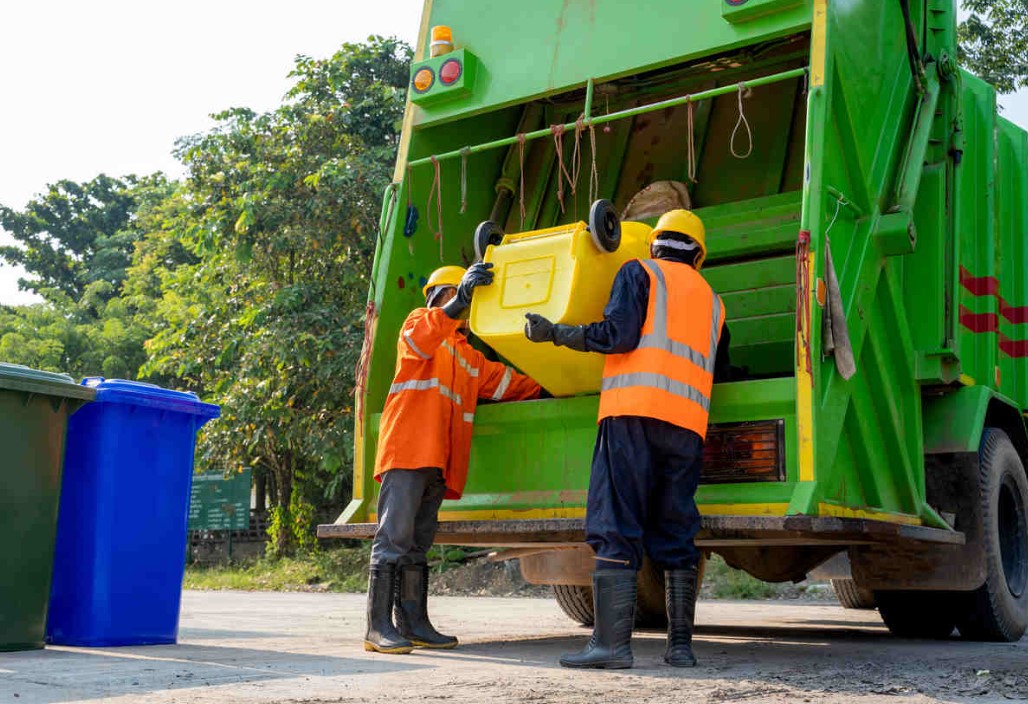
[551,124,573,213]
[686,97,698,183]
[571,116,585,195]
[731,82,754,160]
[427,155,444,262]
[459,147,470,214]
[796,229,813,379]
[354,299,378,435]
[825,195,848,236]
[567,116,586,219]
[517,133,527,231]
[588,121,599,204]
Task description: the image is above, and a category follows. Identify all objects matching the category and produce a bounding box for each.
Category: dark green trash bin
[0,364,94,651]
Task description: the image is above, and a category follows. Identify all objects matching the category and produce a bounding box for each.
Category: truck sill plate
[317,515,965,547]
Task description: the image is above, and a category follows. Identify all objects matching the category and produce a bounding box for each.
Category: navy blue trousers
[585,416,704,571]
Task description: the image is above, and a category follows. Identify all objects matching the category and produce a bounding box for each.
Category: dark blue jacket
[582,257,732,381]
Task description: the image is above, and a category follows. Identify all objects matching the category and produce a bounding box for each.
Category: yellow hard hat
[422,265,466,297]
[650,209,707,269]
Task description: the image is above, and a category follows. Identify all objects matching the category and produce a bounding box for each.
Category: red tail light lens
[702,419,786,483]
[440,59,462,85]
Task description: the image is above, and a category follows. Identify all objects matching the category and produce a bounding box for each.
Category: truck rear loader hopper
[319,0,1028,641]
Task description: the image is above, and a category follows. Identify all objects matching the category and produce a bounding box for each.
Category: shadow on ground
[0,643,428,704]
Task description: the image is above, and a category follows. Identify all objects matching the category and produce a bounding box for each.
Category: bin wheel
[474,221,505,261]
[588,199,621,253]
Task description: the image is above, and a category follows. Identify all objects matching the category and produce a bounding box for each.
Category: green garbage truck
[319,0,1028,641]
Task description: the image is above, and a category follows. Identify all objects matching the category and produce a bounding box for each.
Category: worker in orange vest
[365,263,541,655]
[524,209,729,669]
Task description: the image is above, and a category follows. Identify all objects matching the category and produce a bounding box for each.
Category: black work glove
[524,313,588,352]
[442,262,494,319]
[524,313,555,342]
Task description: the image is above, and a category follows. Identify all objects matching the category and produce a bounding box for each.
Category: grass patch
[184,546,831,601]
[700,554,832,600]
[184,545,369,593]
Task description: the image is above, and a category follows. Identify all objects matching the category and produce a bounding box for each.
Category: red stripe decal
[960,266,1000,296]
[959,305,1000,333]
[960,266,1028,323]
[1001,301,1028,324]
[1000,334,1028,359]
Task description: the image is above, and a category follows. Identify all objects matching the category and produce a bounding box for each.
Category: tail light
[702,419,785,483]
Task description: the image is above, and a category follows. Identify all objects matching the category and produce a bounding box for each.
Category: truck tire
[635,560,666,628]
[552,557,706,629]
[831,578,876,610]
[550,572,662,628]
[954,428,1028,642]
[875,590,958,639]
[552,584,593,626]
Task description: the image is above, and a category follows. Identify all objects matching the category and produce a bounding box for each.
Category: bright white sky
[0,2,1025,306]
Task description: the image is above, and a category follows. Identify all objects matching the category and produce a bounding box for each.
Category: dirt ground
[1,591,1026,704]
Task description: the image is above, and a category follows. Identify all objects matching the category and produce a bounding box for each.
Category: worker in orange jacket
[525,209,728,670]
[365,263,541,655]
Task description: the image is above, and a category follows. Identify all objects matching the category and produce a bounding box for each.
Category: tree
[142,36,411,555]
[959,0,1028,93]
[0,174,176,380]
[0,174,154,305]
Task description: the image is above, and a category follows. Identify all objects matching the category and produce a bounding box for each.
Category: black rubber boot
[665,566,699,667]
[364,564,413,654]
[559,570,637,669]
[395,563,458,649]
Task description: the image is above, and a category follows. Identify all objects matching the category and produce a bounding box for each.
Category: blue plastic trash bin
[46,378,220,646]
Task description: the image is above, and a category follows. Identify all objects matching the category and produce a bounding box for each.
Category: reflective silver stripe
[492,366,513,400]
[404,334,430,360]
[463,412,475,423]
[642,259,670,340]
[442,340,480,377]
[439,384,463,406]
[639,259,721,373]
[635,334,708,369]
[602,372,711,411]
[388,378,462,406]
[710,294,723,361]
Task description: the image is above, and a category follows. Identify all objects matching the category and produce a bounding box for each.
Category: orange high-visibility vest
[375,307,541,499]
[598,259,725,439]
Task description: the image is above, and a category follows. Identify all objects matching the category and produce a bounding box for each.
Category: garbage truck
[319,0,1028,642]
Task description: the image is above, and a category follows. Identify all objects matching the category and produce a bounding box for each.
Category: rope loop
[731,82,754,160]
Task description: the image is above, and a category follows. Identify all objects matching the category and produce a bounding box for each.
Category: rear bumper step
[317,515,964,547]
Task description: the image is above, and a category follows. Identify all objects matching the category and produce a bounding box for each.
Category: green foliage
[703,558,781,600]
[0,175,179,380]
[959,0,1028,93]
[184,545,371,593]
[143,36,411,555]
[0,174,159,305]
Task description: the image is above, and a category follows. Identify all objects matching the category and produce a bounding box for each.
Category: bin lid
[0,363,96,400]
[82,378,221,418]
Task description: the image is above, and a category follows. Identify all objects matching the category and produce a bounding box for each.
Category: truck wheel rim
[998,473,1028,598]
